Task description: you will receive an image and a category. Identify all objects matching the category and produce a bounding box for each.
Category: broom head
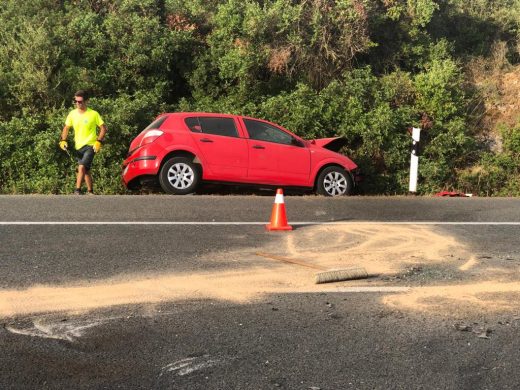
[315,267,368,284]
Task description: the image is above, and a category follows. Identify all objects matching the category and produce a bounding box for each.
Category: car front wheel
[316,166,352,196]
[159,157,201,195]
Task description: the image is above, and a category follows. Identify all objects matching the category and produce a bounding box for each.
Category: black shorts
[75,145,95,171]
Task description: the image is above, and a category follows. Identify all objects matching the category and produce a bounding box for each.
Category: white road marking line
[0,222,519,225]
[326,286,411,293]
[459,256,478,271]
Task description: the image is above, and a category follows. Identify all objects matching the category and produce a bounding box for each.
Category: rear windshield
[144,115,168,131]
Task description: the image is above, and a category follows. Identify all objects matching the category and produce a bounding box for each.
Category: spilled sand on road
[1,224,519,317]
[382,281,520,313]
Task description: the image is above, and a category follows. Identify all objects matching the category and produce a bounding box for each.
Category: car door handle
[252,145,265,149]
[200,138,213,143]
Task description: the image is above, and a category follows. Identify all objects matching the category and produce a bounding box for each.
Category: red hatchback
[122,113,360,196]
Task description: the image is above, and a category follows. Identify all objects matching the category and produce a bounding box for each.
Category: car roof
[164,112,237,118]
[164,112,285,126]
[161,112,294,135]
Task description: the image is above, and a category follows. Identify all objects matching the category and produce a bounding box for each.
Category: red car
[122,113,360,196]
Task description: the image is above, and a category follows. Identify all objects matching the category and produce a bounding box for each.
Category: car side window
[185,117,238,137]
[244,119,294,145]
[185,117,202,132]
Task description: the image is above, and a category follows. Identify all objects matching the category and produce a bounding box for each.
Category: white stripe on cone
[274,193,284,204]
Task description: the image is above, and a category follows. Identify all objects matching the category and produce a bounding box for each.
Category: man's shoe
[73,189,81,195]
[87,190,95,195]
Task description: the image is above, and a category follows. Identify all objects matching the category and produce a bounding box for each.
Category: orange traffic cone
[266,188,293,231]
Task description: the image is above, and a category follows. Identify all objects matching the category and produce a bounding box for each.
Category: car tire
[159,157,201,195]
[316,166,352,196]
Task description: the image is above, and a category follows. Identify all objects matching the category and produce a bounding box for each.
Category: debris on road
[434,191,473,197]
[454,323,472,332]
[454,322,493,339]
[475,328,492,339]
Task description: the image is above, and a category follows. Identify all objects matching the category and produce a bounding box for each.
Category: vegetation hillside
[0,0,519,195]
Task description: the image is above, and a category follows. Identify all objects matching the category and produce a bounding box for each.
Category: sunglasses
[73,99,85,104]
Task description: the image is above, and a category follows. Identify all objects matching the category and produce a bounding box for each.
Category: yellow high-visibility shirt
[65,108,104,150]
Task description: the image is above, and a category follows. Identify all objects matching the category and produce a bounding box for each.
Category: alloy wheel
[323,171,348,196]
[167,163,195,190]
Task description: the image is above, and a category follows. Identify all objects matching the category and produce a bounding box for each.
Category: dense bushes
[0,0,519,195]
[458,124,520,196]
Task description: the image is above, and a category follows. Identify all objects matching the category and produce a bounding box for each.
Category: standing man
[59,90,107,195]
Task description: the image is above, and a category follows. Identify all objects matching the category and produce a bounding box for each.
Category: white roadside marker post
[409,127,421,193]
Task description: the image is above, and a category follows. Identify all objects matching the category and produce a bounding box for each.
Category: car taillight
[139,129,164,147]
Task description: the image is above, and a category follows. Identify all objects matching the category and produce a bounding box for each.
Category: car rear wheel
[316,166,352,196]
[159,157,201,195]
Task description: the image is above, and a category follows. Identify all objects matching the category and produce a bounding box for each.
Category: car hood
[311,137,348,152]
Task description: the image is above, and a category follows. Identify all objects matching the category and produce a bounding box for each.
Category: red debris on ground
[434,191,473,197]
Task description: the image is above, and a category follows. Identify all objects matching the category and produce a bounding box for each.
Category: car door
[187,116,248,181]
[242,118,310,185]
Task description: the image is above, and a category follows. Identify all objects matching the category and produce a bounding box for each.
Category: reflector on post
[409,127,421,193]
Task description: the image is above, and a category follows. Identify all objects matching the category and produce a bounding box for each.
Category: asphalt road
[1,195,520,222]
[0,195,519,390]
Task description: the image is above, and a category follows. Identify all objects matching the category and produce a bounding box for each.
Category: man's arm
[61,125,70,141]
[97,124,107,141]
[59,125,70,150]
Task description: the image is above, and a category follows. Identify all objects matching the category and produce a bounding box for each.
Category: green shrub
[0,0,519,195]
[458,123,520,196]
